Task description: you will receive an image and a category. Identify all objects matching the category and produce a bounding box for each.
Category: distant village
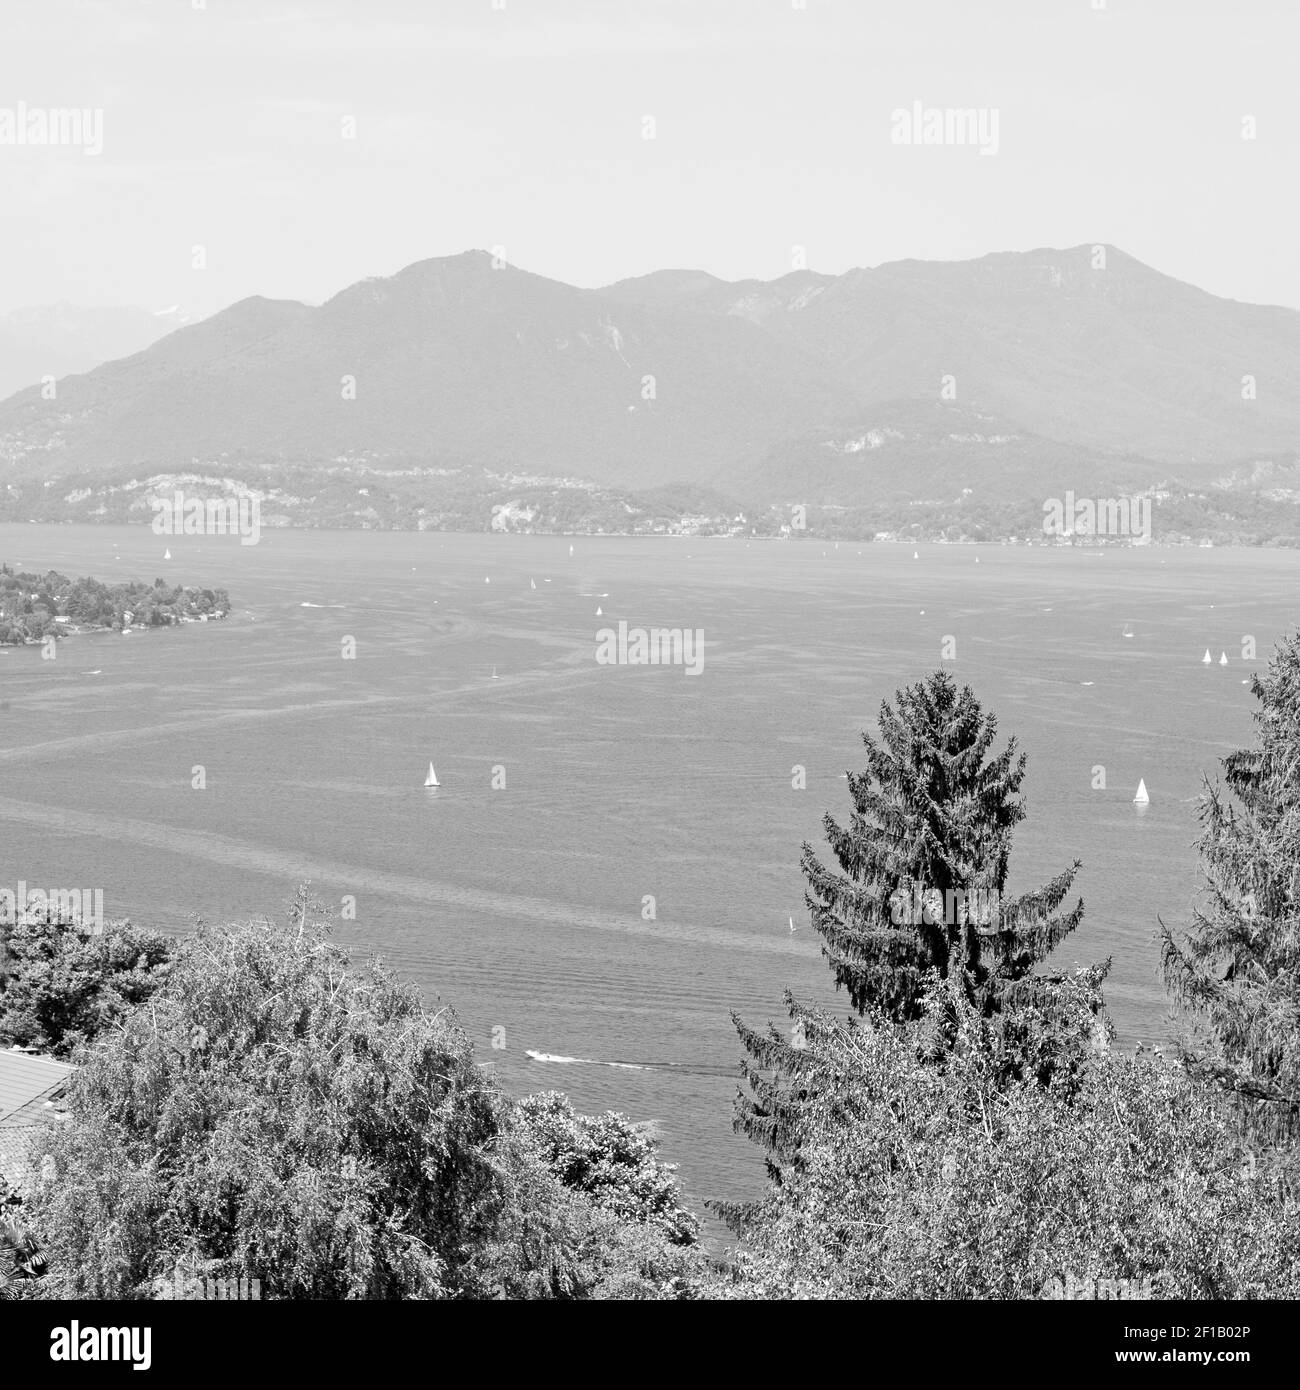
[3,463,1298,547]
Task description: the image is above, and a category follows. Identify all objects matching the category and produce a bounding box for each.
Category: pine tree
[1161,631,1300,1152]
[802,669,1085,1021]
[718,671,1097,1220]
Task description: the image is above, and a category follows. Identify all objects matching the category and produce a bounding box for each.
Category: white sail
[1133,779,1149,804]
[1202,649,1212,663]
[424,762,439,788]
[163,548,171,559]
[1219,652,1228,665]
[530,578,536,589]
[596,606,602,616]
[913,550,919,559]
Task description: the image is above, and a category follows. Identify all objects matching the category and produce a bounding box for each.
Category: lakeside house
[0,1047,74,1193]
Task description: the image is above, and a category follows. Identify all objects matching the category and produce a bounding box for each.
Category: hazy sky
[1,0,1296,317]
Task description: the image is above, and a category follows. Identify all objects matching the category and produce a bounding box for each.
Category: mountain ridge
[0,302,180,403]
[1,244,1298,540]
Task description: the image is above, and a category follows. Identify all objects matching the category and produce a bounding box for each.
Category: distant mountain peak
[0,301,178,401]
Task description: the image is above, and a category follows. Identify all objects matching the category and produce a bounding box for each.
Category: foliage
[0,564,229,642]
[19,902,708,1299]
[801,669,1085,1023]
[0,911,175,1057]
[1162,629,1300,1150]
[725,673,1103,1199]
[463,1130,708,1300]
[720,975,1300,1299]
[0,1180,47,1300]
[516,1091,699,1245]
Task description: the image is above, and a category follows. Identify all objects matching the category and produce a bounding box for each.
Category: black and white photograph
[0,0,1297,1362]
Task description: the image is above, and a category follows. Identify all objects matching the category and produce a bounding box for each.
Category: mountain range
[0,303,188,404]
[1,246,1298,541]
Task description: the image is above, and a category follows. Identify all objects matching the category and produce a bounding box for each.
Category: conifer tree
[1162,631,1300,1151]
[803,669,1084,1021]
[720,671,1095,1205]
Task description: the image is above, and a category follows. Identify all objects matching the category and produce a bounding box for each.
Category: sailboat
[913,550,919,560]
[569,545,574,557]
[788,915,796,934]
[530,578,536,590]
[424,762,440,788]
[1202,649,1212,664]
[1122,623,1134,639]
[595,606,602,616]
[163,548,171,560]
[491,666,498,679]
[1219,652,1228,665]
[1133,779,1149,805]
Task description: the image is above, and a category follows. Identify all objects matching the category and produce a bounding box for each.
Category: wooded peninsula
[0,565,230,644]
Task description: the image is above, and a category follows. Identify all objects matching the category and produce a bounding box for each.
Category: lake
[0,524,1295,1230]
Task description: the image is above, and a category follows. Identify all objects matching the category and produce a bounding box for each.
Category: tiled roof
[0,1051,74,1124]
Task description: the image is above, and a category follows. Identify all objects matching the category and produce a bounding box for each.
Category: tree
[1162,630,1300,1152]
[20,901,709,1299]
[517,1092,699,1245]
[801,670,1085,1023]
[722,671,1101,1201]
[717,978,1298,1300]
[0,912,174,1057]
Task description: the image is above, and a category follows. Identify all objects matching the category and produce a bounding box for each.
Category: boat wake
[525,1050,652,1070]
[523,1051,735,1076]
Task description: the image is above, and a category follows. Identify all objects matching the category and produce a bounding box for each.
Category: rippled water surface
[1,525,1295,1221]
